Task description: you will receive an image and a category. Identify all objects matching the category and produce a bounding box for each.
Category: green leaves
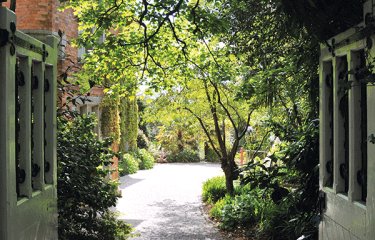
[57,114,130,239]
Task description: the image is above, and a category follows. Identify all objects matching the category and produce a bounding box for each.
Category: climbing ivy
[119,96,138,152]
[100,95,121,144]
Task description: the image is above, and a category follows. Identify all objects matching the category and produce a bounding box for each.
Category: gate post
[0,6,17,239]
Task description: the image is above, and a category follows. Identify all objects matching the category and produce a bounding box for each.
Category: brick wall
[4,0,78,75]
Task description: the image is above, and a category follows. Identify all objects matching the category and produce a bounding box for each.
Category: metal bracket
[0,28,9,47]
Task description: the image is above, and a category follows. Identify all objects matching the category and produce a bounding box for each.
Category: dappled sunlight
[115,163,226,239]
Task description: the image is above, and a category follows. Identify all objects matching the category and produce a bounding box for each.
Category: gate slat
[31,61,45,191]
[18,56,32,198]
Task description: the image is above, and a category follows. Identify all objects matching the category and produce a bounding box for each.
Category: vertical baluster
[31,61,45,190]
[320,60,334,189]
[333,56,349,194]
[44,67,52,184]
[360,74,368,202]
[356,50,368,202]
[340,61,349,194]
[44,35,58,185]
[15,58,21,198]
[18,56,32,198]
[328,69,334,187]
[348,50,362,201]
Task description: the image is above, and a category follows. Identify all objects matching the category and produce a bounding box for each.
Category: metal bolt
[32,163,40,177]
[10,43,15,55]
[10,22,16,33]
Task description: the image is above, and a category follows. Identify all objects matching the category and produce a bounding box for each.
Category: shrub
[209,195,232,220]
[119,153,139,176]
[137,129,149,149]
[57,115,132,239]
[135,149,155,170]
[202,176,227,204]
[220,193,258,230]
[205,147,219,162]
[166,149,201,163]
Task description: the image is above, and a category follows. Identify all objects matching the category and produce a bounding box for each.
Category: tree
[146,37,255,194]
[185,79,253,195]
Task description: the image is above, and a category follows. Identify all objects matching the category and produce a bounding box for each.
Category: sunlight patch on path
[115,163,227,240]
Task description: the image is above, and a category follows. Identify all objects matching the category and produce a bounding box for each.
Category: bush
[220,193,258,230]
[166,149,201,163]
[137,129,149,149]
[209,195,232,220]
[119,153,139,176]
[135,149,155,170]
[205,147,220,162]
[202,176,227,204]
[57,115,132,239]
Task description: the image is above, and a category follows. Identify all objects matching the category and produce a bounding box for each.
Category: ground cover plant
[57,114,132,240]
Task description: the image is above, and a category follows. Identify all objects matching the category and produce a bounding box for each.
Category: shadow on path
[116,163,227,240]
[118,176,144,189]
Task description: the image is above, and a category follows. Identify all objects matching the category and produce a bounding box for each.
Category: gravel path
[115,163,228,240]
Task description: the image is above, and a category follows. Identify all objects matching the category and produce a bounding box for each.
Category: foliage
[57,114,131,239]
[134,149,155,170]
[202,176,227,204]
[281,0,363,41]
[137,129,149,149]
[220,193,258,230]
[166,149,201,163]
[204,146,219,162]
[209,195,232,220]
[256,195,317,240]
[120,96,138,152]
[143,98,203,155]
[239,120,319,238]
[63,0,325,238]
[118,149,155,175]
[119,153,139,176]
[100,95,120,143]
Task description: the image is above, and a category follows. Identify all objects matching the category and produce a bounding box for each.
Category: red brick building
[3,0,119,180]
[4,0,78,75]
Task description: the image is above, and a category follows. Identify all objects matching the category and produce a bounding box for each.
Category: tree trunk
[221,154,240,196]
[222,159,235,196]
[177,130,184,152]
[224,169,235,196]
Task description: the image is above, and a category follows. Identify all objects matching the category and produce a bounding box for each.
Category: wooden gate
[319,1,375,239]
[0,7,58,239]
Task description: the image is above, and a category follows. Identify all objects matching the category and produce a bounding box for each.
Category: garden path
[115,163,229,240]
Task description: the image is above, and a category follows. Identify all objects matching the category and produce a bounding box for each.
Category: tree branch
[184,107,222,158]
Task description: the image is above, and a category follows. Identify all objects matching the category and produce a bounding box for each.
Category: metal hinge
[0,28,9,47]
